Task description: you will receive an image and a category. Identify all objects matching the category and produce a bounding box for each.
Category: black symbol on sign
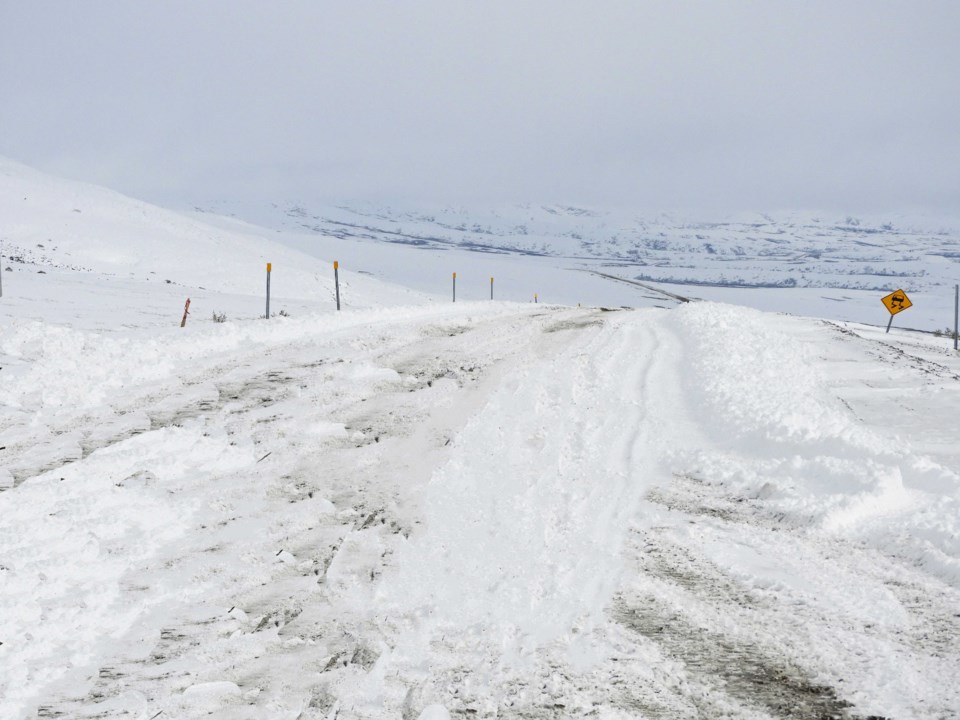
[891,294,905,308]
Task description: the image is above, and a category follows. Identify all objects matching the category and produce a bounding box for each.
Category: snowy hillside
[2,161,959,720]
[0,156,427,329]
[194,199,960,329]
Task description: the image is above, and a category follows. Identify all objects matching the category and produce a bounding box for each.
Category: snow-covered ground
[2,160,959,720]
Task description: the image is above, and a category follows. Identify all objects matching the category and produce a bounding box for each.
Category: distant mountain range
[193,200,960,295]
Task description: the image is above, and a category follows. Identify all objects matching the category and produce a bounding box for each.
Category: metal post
[453,272,456,302]
[490,277,494,300]
[266,262,271,319]
[334,261,341,311]
[954,284,958,351]
[885,314,893,334]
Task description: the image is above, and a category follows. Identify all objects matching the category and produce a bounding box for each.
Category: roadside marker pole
[334,261,341,311]
[954,284,958,351]
[490,277,494,300]
[180,298,191,327]
[266,262,272,319]
[534,293,538,304]
[453,272,456,302]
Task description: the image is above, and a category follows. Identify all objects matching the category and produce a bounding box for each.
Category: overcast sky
[1,1,958,214]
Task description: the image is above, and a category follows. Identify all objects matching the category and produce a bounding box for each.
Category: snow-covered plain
[2,160,960,720]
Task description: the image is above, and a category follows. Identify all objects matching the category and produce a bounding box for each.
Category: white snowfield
[1,159,959,719]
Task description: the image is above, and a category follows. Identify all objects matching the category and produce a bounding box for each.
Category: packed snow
[1,159,959,719]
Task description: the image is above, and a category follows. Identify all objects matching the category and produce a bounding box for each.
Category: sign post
[266,263,272,319]
[954,284,958,351]
[453,272,456,302]
[880,288,912,333]
[334,261,341,311]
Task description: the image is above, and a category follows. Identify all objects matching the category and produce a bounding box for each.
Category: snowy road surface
[2,302,959,719]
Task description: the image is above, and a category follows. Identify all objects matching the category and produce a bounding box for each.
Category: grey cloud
[1,1,957,214]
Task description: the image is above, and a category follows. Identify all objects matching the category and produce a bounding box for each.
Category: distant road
[586,269,694,303]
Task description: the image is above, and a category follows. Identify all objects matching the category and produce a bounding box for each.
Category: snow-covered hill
[0,156,427,329]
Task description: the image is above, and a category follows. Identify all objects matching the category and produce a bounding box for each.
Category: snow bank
[0,304,482,415]
[668,302,960,586]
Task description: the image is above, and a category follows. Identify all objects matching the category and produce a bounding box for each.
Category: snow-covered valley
[2,159,960,720]
[191,200,960,331]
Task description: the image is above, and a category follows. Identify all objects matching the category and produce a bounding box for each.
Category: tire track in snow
[0,304,544,488]
[615,531,860,720]
[637,472,960,720]
[606,307,956,719]
[374,311,665,717]
[14,306,580,720]
[12,304,956,719]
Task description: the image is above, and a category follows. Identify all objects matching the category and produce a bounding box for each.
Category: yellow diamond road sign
[881,289,912,315]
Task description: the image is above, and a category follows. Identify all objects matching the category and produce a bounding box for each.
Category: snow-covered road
[2,302,959,719]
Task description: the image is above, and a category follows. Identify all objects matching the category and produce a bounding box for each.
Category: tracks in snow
[5,305,595,719]
[5,305,957,719]
[368,311,885,720]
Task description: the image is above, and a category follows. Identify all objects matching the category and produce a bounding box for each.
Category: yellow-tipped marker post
[265,263,272,318]
[334,260,340,310]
